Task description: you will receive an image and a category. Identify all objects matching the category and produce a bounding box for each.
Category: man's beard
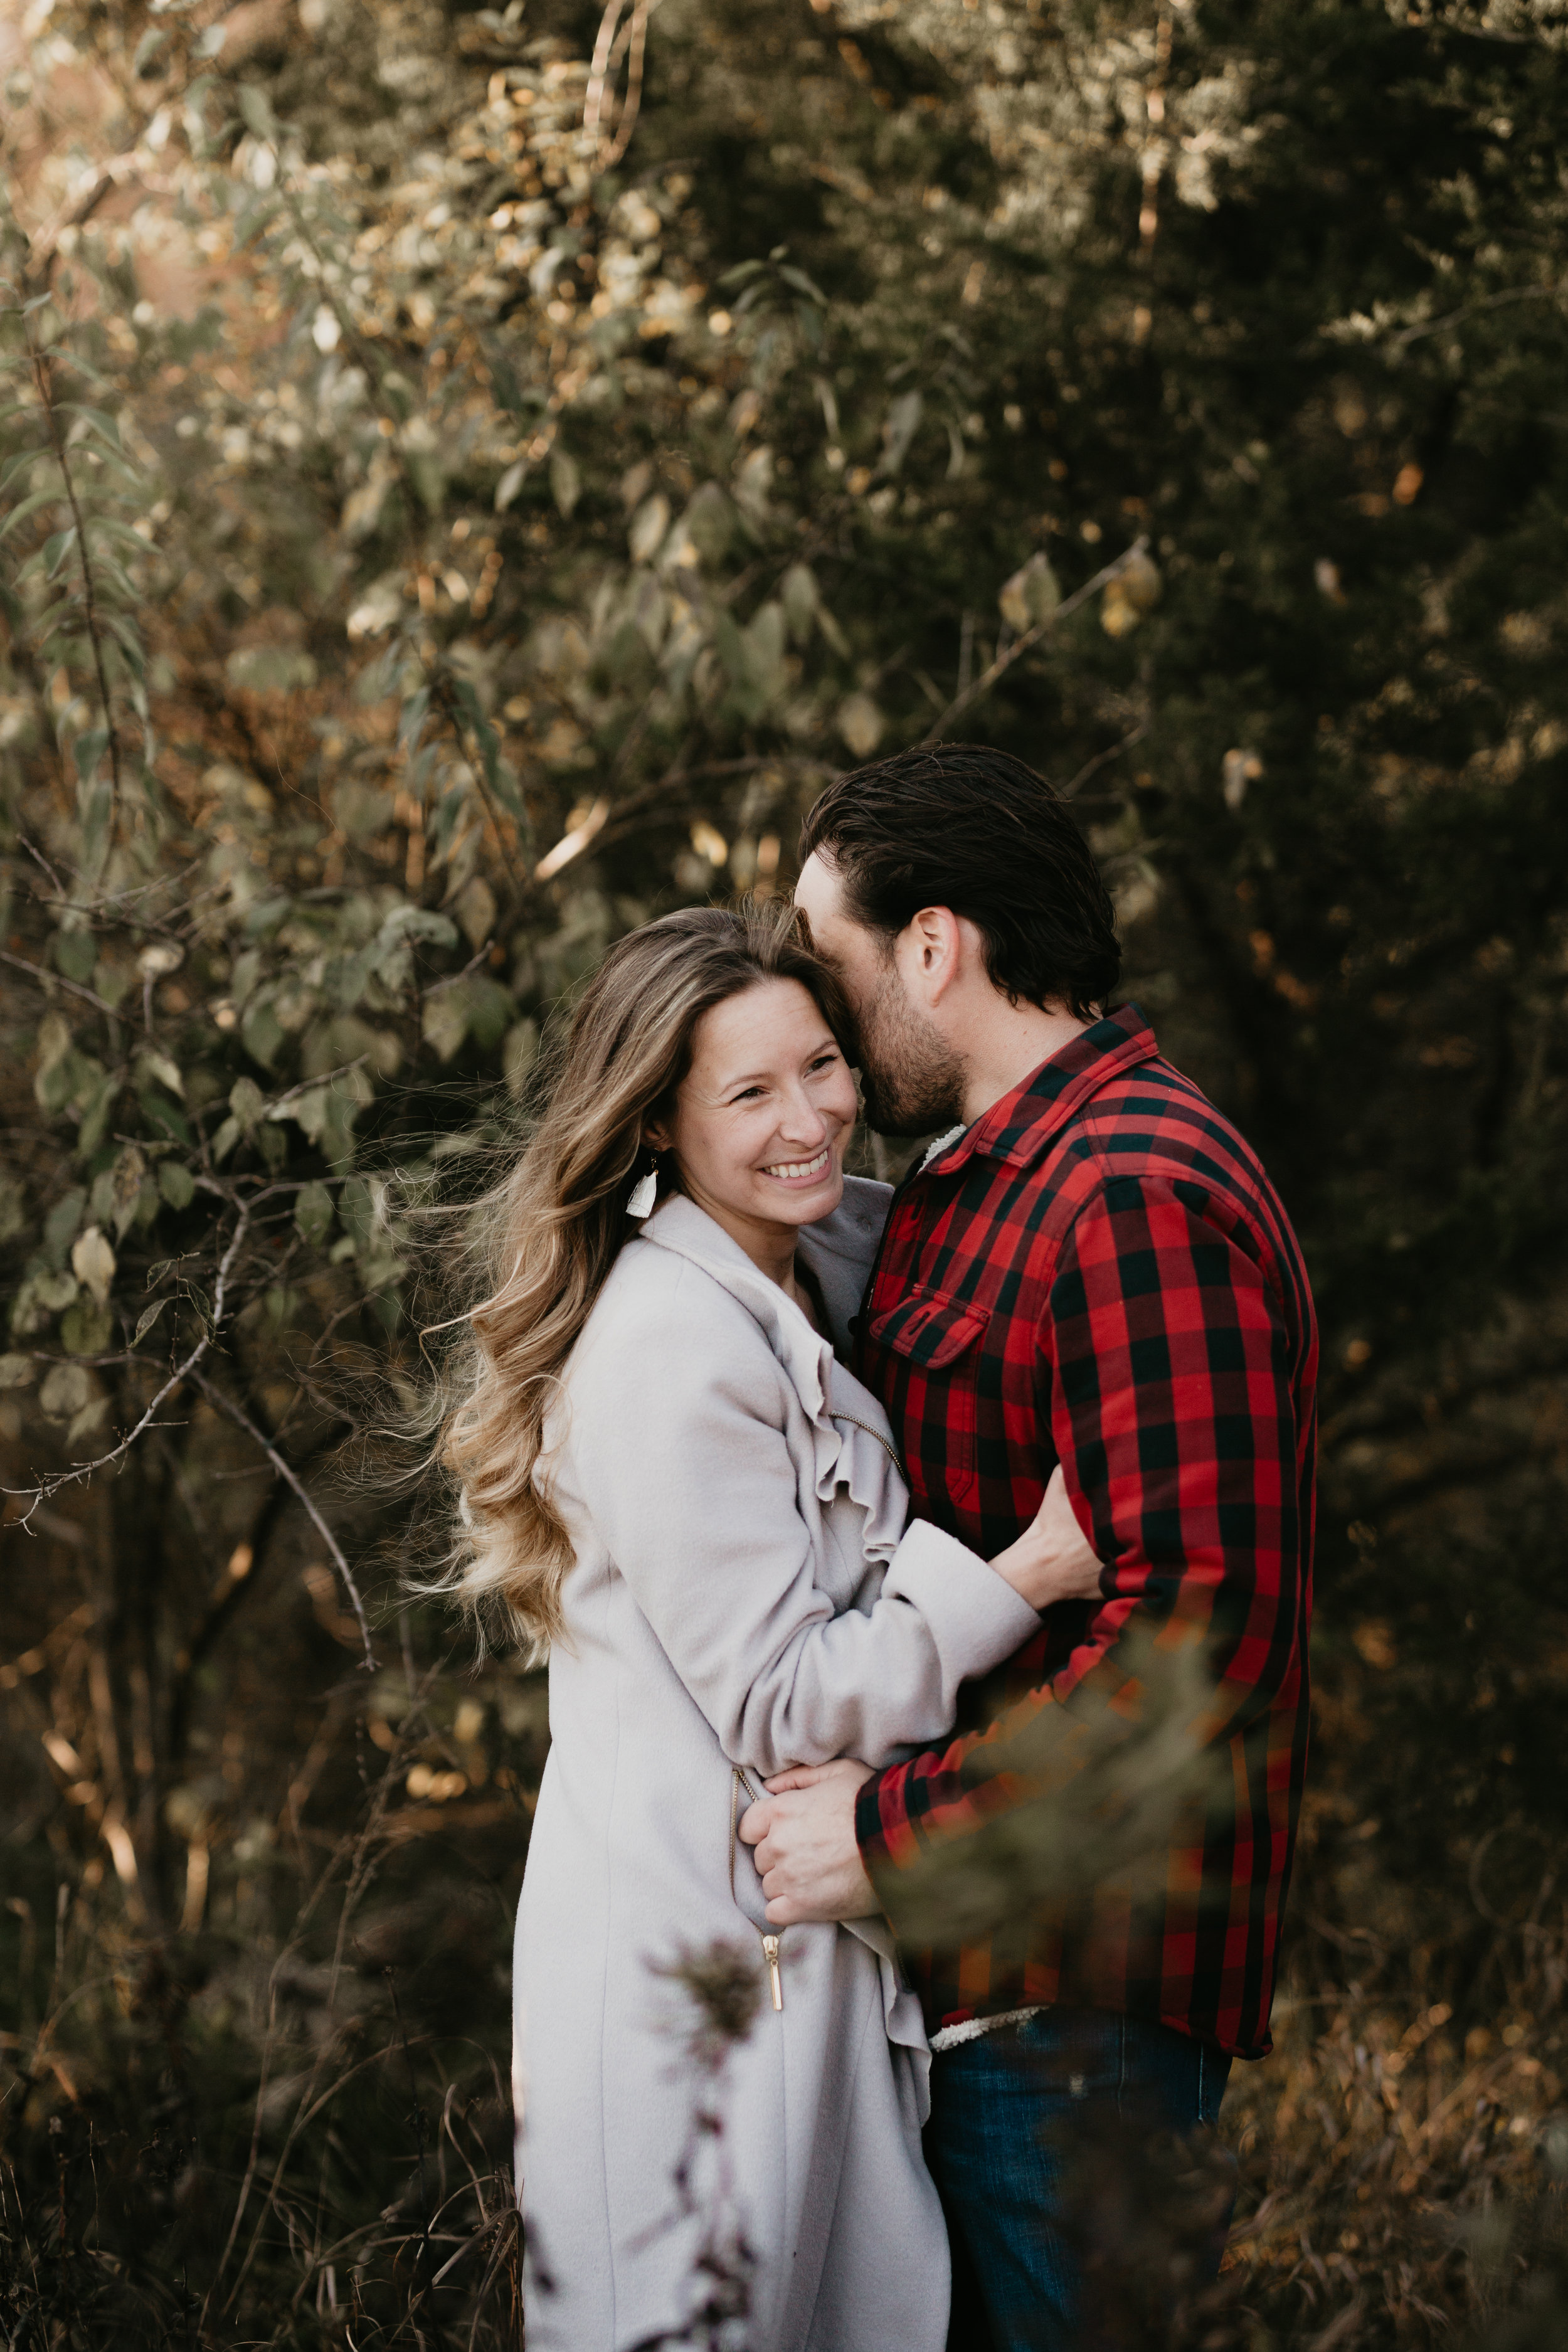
[854,961,966,1138]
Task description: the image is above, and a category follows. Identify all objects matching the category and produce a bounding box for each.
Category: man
[739,743,1316,2349]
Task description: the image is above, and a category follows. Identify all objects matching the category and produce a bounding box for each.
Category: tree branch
[188,1372,376,1671]
[4,1202,252,1515]
[27,331,124,856]
[919,538,1150,743]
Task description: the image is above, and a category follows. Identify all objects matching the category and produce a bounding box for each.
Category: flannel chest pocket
[867,1286,989,1491]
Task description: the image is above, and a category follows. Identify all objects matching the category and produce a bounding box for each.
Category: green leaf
[78,777,114,884]
[53,927,98,983]
[101,613,147,680]
[43,1188,87,1269]
[0,487,64,542]
[339,1176,376,1248]
[139,1049,184,1099]
[241,1000,285,1069]
[550,450,581,517]
[56,405,125,451]
[295,1180,336,1247]
[157,1161,195,1210]
[229,1075,266,1130]
[132,1298,170,1347]
[238,82,277,137]
[72,729,109,785]
[421,985,470,1062]
[466,975,516,1051]
[881,388,923,475]
[111,1144,148,1234]
[0,448,46,496]
[398,686,432,750]
[778,263,828,305]
[137,1089,192,1146]
[226,646,319,692]
[684,482,734,565]
[780,563,819,644]
[60,1296,114,1357]
[76,1074,117,1161]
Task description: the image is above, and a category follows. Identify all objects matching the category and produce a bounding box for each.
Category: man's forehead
[793,850,845,927]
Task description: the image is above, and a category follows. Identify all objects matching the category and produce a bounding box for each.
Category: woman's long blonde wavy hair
[438,904,851,1656]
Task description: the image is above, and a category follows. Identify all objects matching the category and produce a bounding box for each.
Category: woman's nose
[776,1089,829,1143]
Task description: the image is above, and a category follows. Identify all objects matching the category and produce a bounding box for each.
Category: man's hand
[989,1461,1103,1612]
[737,1757,878,1924]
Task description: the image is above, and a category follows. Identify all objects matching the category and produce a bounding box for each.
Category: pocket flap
[867,1286,988,1370]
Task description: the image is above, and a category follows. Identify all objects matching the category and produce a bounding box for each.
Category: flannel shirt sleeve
[855,1173,1304,1875]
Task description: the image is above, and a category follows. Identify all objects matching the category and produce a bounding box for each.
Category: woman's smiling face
[650,978,858,1249]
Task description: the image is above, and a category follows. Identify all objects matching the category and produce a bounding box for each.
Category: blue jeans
[924,2008,1234,2352]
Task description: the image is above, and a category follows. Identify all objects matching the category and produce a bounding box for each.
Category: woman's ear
[642,1122,669,1154]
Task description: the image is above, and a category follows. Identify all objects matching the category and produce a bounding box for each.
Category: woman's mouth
[761,1145,832,1184]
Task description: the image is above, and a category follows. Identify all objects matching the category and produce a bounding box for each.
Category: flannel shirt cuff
[854,1764,896,1868]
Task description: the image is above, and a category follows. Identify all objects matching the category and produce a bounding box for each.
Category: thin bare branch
[919,537,1151,744]
[1061,721,1149,800]
[3,1202,252,1515]
[188,1371,376,1670]
[0,945,124,1020]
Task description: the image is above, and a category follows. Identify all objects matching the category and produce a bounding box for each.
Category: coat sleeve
[558,1260,1041,1778]
[855,1175,1306,1875]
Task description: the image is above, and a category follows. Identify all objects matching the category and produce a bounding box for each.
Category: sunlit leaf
[70,1227,116,1307]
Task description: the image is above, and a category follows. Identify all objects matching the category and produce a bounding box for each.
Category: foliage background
[3,0,1568,2341]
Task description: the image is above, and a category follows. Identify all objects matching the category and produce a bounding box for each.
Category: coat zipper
[732,1766,784,2011]
[727,1416,898,2019]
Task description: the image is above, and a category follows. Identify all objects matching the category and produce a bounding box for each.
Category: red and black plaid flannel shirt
[852,1006,1317,2060]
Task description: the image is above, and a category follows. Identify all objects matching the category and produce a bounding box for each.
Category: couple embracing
[441,745,1317,2351]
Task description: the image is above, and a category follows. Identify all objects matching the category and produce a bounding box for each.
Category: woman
[440,908,1101,2352]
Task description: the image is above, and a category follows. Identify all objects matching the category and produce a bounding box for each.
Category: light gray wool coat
[512,1181,1041,2352]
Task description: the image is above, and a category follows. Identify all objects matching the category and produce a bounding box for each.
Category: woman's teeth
[763,1147,830,1181]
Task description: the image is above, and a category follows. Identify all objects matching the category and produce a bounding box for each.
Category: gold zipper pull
[761,1934,783,2011]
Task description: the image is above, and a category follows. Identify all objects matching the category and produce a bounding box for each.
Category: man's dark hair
[800,744,1121,1020]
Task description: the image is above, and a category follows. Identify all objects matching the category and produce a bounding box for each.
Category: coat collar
[918,1004,1161,1181]
[638,1192,837,1421]
[635,1187,904,1554]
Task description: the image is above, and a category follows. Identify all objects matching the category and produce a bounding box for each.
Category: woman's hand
[989,1465,1103,1612]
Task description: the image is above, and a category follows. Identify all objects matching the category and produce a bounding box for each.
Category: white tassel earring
[627,1153,660,1219]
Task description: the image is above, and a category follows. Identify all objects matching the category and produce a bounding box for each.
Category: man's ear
[903,905,964,1002]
